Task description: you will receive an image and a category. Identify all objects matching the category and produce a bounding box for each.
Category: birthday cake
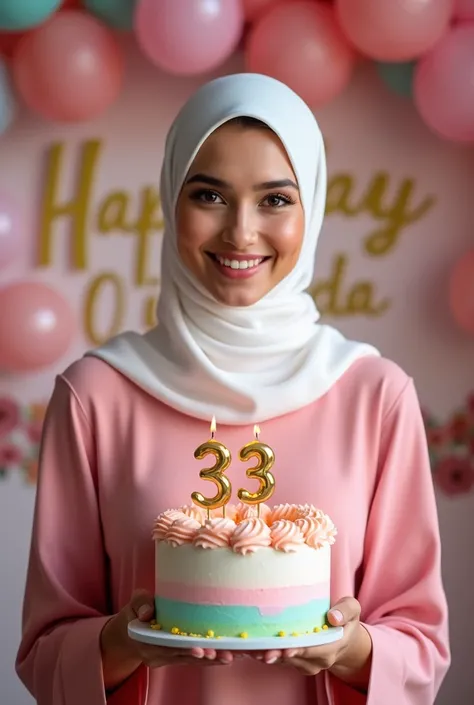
[152,502,337,639]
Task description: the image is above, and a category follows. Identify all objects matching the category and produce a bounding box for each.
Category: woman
[16,73,449,705]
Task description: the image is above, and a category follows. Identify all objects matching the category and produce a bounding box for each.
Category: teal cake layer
[155,597,330,637]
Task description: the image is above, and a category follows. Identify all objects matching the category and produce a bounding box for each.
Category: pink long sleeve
[15,375,147,705]
[330,378,450,705]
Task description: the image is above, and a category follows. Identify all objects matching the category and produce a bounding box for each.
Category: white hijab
[87,73,379,424]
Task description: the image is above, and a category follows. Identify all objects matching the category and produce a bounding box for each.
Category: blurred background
[0,1,473,703]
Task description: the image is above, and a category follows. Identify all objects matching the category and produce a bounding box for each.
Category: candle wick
[211,432,215,440]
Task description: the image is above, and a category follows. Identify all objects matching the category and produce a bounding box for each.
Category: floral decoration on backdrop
[1,394,473,496]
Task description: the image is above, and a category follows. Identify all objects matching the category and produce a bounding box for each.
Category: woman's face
[175,121,305,307]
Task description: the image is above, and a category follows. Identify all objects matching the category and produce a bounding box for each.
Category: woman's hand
[100,589,233,692]
[257,597,372,690]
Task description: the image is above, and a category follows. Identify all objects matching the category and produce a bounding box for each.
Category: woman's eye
[262,194,293,208]
[192,189,224,204]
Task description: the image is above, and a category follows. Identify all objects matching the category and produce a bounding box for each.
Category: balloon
[242,0,284,23]
[0,192,22,270]
[0,59,16,135]
[0,0,61,31]
[84,0,136,30]
[449,251,474,336]
[246,1,355,107]
[413,24,474,143]
[454,0,474,20]
[376,61,415,98]
[0,282,75,372]
[336,0,452,61]
[0,32,25,59]
[12,11,124,123]
[135,0,243,76]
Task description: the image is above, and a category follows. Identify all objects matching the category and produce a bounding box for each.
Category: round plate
[128,619,344,651]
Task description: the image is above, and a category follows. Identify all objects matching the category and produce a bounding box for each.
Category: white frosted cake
[152,503,337,639]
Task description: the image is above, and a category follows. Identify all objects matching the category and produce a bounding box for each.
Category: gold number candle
[238,425,276,516]
[191,416,232,518]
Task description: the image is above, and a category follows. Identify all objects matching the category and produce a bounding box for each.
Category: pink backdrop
[0,37,473,704]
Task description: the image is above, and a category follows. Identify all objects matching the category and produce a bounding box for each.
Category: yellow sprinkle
[171,627,180,635]
[180,632,188,636]
[196,634,202,638]
[216,636,222,640]
[277,631,286,637]
[322,625,329,630]
[150,623,162,631]
[206,630,215,638]
[291,632,299,637]
[239,632,248,639]
[313,626,321,633]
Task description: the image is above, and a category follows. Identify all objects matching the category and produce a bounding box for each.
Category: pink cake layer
[155,580,330,612]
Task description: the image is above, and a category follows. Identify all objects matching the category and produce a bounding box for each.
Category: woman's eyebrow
[186,173,299,191]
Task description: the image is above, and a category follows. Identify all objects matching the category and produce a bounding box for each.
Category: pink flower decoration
[426,425,446,449]
[449,413,471,444]
[26,420,43,445]
[434,456,474,496]
[0,443,24,468]
[0,397,20,439]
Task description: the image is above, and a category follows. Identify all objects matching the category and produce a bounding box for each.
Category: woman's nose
[221,204,257,249]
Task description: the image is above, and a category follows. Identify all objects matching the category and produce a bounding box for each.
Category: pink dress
[15,355,450,704]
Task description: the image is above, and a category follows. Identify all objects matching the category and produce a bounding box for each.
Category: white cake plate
[128,620,343,651]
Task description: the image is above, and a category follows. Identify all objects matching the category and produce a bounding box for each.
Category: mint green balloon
[84,0,137,30]
[0,0,61,31]
[376,61,416,98]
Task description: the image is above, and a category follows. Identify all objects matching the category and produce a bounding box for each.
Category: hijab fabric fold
[87,73,379,424]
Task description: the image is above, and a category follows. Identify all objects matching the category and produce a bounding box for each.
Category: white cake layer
[155,542,330,590]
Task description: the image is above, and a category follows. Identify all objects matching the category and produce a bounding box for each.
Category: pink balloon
[246,1,355,107]
[336,0,452,61]
[449,251,474,335]
[242,0,285,23]
[135,0,244,76]
[12,10,124,123]
[0,281,75,372]
[0,193,21,270]
[414,24,474,143]
[454,0,474,20]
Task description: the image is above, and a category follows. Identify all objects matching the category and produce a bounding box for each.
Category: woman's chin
[209,285,265,308]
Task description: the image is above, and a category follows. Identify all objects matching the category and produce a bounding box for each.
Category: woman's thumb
[129,589,155,621]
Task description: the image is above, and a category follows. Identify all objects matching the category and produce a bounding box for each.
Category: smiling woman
[16,73,449,705]
[176,117,305,307]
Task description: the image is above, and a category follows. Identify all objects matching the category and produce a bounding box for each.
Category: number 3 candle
[192,416,232,518]
[238,425,276,516]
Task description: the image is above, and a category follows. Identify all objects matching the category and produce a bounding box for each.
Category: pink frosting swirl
[235,502,271,523]
[297,514,337,548]
[269,503,300,524]
[318,515,338,545]
[210,505,239,522]
[295,516,320,539]
[193,517,237,549]
[270,519,305,552]
[230,518,271,555]
[152,509,184,540]
[297,504,325,520]
[165,516,201,547]
[179,504,205,523]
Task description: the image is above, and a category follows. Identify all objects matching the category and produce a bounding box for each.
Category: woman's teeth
[215,256,264,270]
